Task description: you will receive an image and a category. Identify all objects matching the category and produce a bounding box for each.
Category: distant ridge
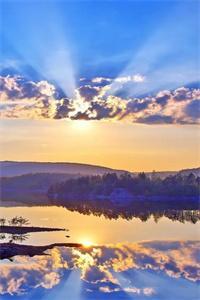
[179,167,200,177]
[137,168,200,179]
[0,161,128,177]
[0,161,199,178]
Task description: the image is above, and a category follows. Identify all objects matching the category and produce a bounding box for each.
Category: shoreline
[0,225,67,234]
[0,242,83,260]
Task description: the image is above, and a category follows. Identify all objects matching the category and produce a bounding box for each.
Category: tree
[0,218,6,226]
[9,216,30,227]
[138,172,147,180]
[17,216,30,227]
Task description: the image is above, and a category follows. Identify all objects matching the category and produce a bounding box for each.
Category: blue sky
[1,0,199,82]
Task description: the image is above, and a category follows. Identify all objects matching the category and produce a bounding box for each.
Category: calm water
[0,206,200,245]
[0,205,199,300]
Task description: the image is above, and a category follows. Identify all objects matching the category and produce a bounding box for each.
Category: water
[0,206,199,245]
[0,205,199,300]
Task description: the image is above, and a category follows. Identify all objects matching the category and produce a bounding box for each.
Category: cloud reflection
[0,241,199,299]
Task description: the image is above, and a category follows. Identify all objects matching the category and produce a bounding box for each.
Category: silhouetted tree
[9,216,30,227]
[0,218,6,226]
[47,172,200,202]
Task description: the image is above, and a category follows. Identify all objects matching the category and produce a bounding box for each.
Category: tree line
[0,216,30,227]
[47,172,200,202]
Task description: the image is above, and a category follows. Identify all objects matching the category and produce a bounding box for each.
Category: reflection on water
[0,240,199,299]
[0,204,199,299]
[58,200,200,223]
[0,206,199,245]
[0,233,29,243]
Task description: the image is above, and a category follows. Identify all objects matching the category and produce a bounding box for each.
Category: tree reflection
[47,172,200,224]
[0,233,30,243]
[58,201,200,224]
[8,233,30,243]
[0,233,6,240]
[0,218,6,226]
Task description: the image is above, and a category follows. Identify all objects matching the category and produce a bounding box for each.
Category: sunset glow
[80,238,95,248]
[71,120,93,132]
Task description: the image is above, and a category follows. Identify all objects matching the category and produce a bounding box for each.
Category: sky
[0,0,199,171]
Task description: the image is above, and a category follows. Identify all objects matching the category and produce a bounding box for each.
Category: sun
[80,239,95,248]
[72,120,92,131]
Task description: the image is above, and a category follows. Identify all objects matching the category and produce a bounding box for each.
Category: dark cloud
[127,99,149,113]
[173,87,190,101]
[155,92,171,106]
[136,114,174,124]
[70,111,91,120]
[164,261,180,274]
[184,99,200,119]
[71,101,122,120]
[91,102,122,120]
[54,98,72,119]
[78,85,99,101]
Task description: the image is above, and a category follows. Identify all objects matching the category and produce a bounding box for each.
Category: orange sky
[0,119,199,172]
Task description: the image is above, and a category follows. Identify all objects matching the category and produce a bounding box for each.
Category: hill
[0,173,79,203]
[179,167,200,177]
[1,161,199,178]
[0,161,127,177]
[145,168,200,179]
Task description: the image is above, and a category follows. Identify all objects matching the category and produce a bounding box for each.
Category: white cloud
[115,74,145,83]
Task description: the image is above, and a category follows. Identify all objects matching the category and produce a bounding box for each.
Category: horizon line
[1,160,199,174]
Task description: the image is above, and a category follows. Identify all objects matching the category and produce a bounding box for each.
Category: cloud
[173,87,192,102]
[155,90,171,106]
[91,74,145,85]
[91,77,112,85]
[0,75,200,124]
[54,98,72,119]
[0,76,55,100]
[136,114,174,125]
[0,241,199,297]
[78,85,100,101]
[184,100,200,120]
[115,74,145,83]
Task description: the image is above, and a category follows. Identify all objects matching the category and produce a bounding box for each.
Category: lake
[0,204,199,300]
[0,206,200,245]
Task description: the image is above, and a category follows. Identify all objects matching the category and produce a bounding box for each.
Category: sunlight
[69,89,93,130]
[5,2,76,98]
[107,7,198,98]
[43,47,76,98]
[80,238,95,248]
[69,90,90,118]
[71,120,92,132]
[41,269,82,300]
